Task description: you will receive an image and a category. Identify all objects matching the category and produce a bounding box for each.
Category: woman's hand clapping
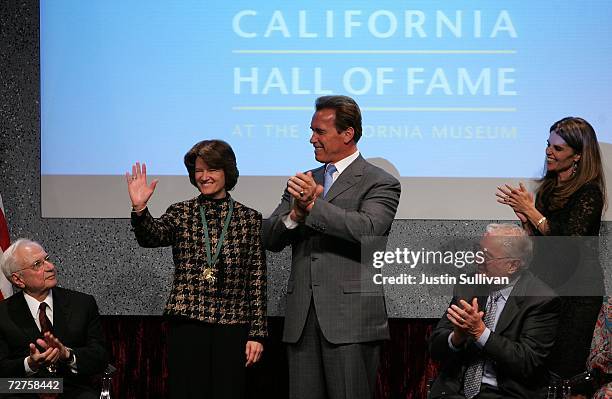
[496,182,534,223]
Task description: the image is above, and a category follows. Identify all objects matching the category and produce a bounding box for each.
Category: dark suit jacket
[429,271,561,398]
[263,155,401,344]
[0,287,108,389]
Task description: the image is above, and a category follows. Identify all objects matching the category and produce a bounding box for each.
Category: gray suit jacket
[263,155,401,344]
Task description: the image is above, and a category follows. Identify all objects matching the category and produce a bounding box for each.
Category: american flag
[0,193,13,299]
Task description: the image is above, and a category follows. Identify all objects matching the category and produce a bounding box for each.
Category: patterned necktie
[38,302,53,334]
[463,291,502,399]
[323,164,337,197]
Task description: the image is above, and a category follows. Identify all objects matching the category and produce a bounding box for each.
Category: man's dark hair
[315,95,362,143]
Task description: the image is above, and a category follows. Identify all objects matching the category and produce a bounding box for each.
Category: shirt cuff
[282,214,299,229]
[24,357,36,376]
[476,327,491,349]
[447,332,462,352]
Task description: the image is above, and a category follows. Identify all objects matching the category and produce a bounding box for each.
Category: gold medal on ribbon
[199,198,234,286]
[203,267,216,284]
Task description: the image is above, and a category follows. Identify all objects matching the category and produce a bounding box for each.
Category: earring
[571,160,579,176]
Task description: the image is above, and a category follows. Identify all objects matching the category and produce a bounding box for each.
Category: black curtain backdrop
[101,316,439,399]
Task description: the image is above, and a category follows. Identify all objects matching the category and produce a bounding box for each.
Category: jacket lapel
[9,292,41,343]
[494,273,529,335]
[324,155,365,202]
[51,288,72,340]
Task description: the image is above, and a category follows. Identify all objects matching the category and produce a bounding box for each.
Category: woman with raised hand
[127,140,266,399]
[497,117,606,379]
[497,117,605,237]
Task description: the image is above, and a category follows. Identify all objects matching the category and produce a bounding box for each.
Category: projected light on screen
[40,1,612,219]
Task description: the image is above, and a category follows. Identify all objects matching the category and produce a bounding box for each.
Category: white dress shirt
[22,290,78,374]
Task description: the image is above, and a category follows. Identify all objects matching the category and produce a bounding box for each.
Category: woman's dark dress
[531,183,604,378]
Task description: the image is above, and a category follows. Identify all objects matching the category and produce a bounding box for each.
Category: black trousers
[168,318,249,399]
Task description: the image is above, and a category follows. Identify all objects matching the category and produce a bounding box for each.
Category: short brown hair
[315,95,363,143]
[184,140,239,191]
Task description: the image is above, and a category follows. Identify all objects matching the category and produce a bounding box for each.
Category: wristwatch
[66,348,76,364]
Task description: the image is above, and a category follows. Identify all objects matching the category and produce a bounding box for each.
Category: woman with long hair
[497,117,607,378]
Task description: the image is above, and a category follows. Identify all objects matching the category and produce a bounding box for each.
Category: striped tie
[38,302,53,334]
[463,291,502,399]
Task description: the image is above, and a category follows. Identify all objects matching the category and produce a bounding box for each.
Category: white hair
[1,238,37,282]
[485,223,533,268]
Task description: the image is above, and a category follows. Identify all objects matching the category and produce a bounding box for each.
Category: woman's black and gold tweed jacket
[131,194,267,339]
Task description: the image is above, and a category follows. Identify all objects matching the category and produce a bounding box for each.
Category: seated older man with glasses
[0,239,108,399]
[429,224,562,399]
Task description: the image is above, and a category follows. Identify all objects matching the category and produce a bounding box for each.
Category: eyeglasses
[16,254,52,272]
[483,253,517,263]
[473,246,517,263]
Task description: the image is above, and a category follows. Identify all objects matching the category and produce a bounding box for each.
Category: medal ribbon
[199,198,234,268]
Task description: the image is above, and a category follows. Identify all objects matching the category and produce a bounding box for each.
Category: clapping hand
[496,183,534,222]
[446,298,486,344]
[287,172,324,222]
[41,332,71,362]
[287,172,322,207]
[27,341,60,372]
[126,162,158,212]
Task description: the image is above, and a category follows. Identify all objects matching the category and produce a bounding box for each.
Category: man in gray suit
[263,95,401,399]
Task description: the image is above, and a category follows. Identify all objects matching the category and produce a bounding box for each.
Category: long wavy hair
[535,117,606,211]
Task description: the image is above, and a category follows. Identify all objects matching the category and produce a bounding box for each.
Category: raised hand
[287,172,316,203]
[287,171,324,213]
[126,162,158,210]
[447,298,486,340]
[497,183,534,217]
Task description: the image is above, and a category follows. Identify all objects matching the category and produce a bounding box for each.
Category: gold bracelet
[535,216,547,229]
